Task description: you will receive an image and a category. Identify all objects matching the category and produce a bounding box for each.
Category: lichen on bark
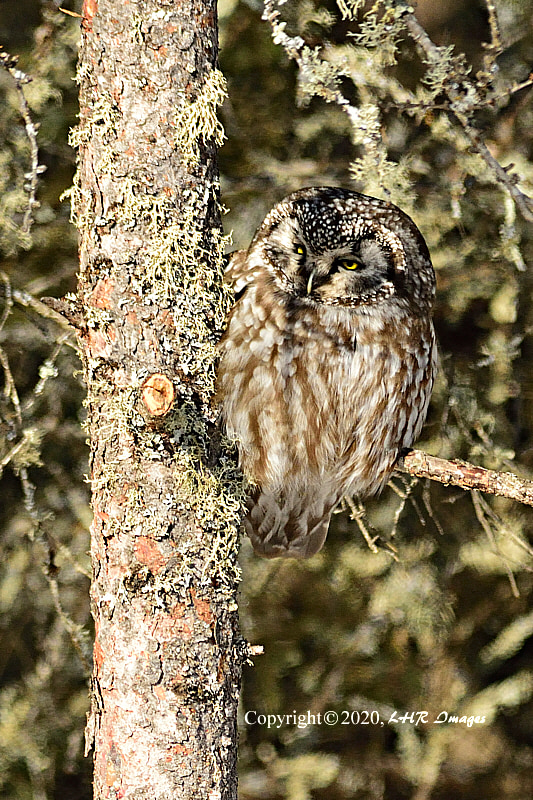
[71,0,245,797]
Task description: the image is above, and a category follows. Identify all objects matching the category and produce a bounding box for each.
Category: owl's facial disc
[260,212,406,308]
[292,235,397,308]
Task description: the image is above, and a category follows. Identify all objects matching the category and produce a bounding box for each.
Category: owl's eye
[336,257,364,271]
[294,243,307,263]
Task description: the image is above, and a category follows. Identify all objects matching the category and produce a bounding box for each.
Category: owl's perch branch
[398,449,533,507]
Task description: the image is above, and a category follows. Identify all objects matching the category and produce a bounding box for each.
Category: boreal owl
[217,187,437,558]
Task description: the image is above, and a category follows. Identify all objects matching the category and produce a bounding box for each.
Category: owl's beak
[306,270,316,295]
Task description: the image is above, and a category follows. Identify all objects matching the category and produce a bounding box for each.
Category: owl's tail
[244,488,337,559]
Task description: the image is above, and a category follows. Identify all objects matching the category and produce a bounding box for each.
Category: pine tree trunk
[74,1,242,797]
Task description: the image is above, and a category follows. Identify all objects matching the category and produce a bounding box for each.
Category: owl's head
[250,187,435,313]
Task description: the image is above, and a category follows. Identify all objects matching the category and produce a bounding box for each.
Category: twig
[262,0,395,195]
[344,495,399,558]
[460,125,533,222]
[471,490,519,597]
[0,435,30,473]
[398,450,533,507]
[262,0,351,110]
[421,482,445,536]
[0,50,45,235]
[59,7,82,18]
[18,291,81,332]
[0,271,13,335]
[484,0,503,54]
[263,1,533,220]
[0,273,80,338]
[344,495,380,553]
[0,274,88,670]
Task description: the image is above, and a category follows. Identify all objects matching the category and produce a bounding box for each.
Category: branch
[262,0,348,105]
[0,274,79,338]
[398,450,533,507]
[261,0,389,181]
[0,50,46,235]
[402,11,533,223]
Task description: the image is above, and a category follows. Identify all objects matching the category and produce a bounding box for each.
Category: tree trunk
[74,1,242,797]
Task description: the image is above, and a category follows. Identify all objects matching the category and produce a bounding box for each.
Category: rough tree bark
[73,0,243,798]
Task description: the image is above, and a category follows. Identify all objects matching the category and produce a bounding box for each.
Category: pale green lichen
[1,427,44,475]
[66,73,243,585]
[100,177,232,403]
[174,69,227,167]
[63,89,121,229]
[68,92,120,154]
[348,103,415,207]
[296,47,342,105]
[335,0,367,20]
[297,1,336,33]
[172,449,245,588]
[499,190,527,271]
[274,753,340,800]
[349,2,409,67]
[165,401,246,587]
[325,42,412,104]
[463,671,533,724]
[83,384,139,454]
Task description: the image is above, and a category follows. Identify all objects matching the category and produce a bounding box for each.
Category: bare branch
[399,450,533,507]
[263,1,533,219]
[344,495,380,553]
[0,273,78,341]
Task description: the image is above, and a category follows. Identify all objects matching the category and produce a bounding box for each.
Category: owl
[218,187,437,559]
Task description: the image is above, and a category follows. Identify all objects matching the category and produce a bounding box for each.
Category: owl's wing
[224,249,251,296]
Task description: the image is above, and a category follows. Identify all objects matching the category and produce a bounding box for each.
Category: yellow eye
[339,258,362,270]
[294,243,306,261]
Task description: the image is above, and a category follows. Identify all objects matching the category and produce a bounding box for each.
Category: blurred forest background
[1,0,533,798]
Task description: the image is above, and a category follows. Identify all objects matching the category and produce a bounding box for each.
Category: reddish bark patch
[125,309,138,326]
[86,328,116,359]
[159,308,175,327]
[150,605,192,641]
[190,588,214,626]
[134,537,166,574]
[94,503,110,523]
[165,743,192,764]
[93,634,105,673]
[91,277,115,309]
